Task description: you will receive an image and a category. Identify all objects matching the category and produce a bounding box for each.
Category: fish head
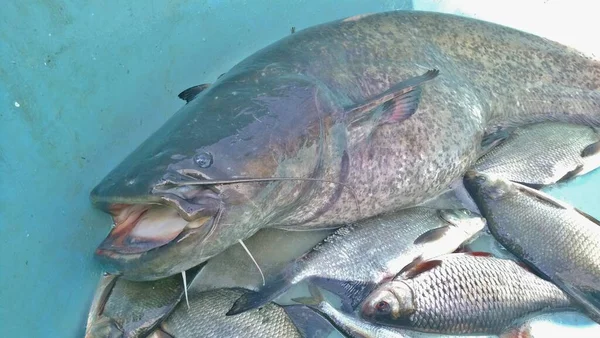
[437,208,486,241]
[359,280,415,325]
[91,70,336,280]
[463,170,516,202]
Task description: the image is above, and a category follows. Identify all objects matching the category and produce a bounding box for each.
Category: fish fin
[395,256,424,279]
[499,324,533,338]
[346,69,439,128]
[479,127,516,156]
[463,251,494,257]
[581,140,600,157]
[399,259,443,280]
[177,84,210,103]
[512,181,546,190]
[552,280,600,323]
[413,226,450,245]
[512,181,572,210]
[292,283,324,307]
[226,264,300,316]
[573,208,600,227]
[147,328,175,338]
[283,305,336,338]
[556,164,585,184]
[311,277,376,312]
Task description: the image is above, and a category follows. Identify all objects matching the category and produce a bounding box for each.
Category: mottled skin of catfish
[92,11,600,279]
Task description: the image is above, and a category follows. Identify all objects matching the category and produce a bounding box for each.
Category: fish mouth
[95,175,222,256]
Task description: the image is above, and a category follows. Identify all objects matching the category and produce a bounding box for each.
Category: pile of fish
[84,10,600,338]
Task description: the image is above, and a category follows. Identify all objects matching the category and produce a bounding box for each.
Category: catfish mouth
[96,184,221,256]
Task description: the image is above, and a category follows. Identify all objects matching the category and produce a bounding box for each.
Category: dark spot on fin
[573,207,600,226]
[177,84,211,103]
[346,69,439,128]
[283,305,335,338]
[413,226,450,245]
[581,141,600,157]
[464,251,494,257]
[401,260,442,279]
[480,127,516,156]
[557,165,584,184]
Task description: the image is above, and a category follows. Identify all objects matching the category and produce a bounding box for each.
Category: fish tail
[226,267,301,316]
[291,284,324,307]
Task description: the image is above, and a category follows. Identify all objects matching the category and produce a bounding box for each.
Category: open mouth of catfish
[96,179,222,256]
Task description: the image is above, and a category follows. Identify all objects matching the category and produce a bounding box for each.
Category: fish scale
[465,174,600,322]
[373,254,572,335]
[155,288,302,338]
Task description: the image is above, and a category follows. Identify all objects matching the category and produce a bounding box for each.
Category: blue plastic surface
[2,1,599,337]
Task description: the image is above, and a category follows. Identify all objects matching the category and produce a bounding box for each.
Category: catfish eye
[375,300,391,314]
[194,152,213,168]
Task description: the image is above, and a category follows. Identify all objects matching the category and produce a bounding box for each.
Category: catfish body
[464,171,600,323]
[91,11,600,281]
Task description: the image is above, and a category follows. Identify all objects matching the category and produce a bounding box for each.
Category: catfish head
[91,68,342,281]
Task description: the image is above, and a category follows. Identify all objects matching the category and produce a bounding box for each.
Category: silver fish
[474,122,600,187]
[90,11,600,281]
[148,288,302,338]
[291,284,495,338]
[85,267,200,338]
[227,207,484,315]
[464,171,600,323]
[360,253,574,335]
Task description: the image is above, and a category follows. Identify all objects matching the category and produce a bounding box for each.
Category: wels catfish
[91,11,600,281]
[464,171,600,323]
[227,208,484,315]
[474,122,600,187]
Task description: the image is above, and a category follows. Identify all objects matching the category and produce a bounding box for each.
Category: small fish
[148,288,303,338]
[291,284,495,338]
[360,252,574,335]
[474,122,600,187]
[227,207,485,315]
[464,171,600,323]
[85,266,201,338]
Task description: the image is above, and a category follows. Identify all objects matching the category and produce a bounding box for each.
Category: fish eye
[375,300,391,314]
[194,152,213,168]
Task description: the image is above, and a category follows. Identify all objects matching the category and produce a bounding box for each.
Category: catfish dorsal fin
[397,259,442,280]
[178,84,211,103]
[346,69,439,128]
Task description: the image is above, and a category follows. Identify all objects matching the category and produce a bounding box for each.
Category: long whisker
[174,176,362,217]
[238,239,266,286]
[181,271,190,310]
